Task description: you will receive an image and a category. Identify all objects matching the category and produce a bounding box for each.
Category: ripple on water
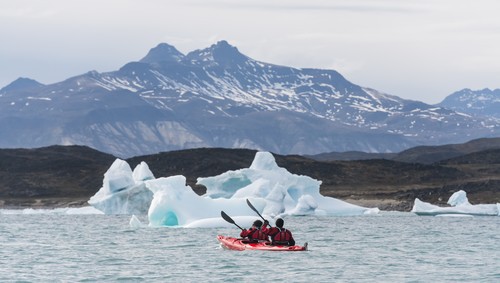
[0,213,498,282]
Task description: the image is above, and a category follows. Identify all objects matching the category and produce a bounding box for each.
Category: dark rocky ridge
[0,145,115,207]
[309,137,500,164]
[1,142,499,211]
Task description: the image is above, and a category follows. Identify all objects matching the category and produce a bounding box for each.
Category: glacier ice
[145,175,264,227]
[198,152,379,217]
[89,151,379,227]
[446,190,470,206]
[88,159,154,215]
[412,190,499,216]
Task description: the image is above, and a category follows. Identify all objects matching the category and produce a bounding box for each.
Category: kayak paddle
[246,199,266,222]
[220,211,244,230]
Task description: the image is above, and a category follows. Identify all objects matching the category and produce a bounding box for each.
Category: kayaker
[240,220,269,242]
[265,218,295,246]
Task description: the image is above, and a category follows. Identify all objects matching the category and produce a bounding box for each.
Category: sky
[1,0,499,104]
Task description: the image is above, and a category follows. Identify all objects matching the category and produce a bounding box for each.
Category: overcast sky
[1,0,499,104]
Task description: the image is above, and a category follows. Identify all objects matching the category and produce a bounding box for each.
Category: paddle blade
[221,211,235,224]
[221,211,244,230]
[246,199,257,213]
[246,199,265,221]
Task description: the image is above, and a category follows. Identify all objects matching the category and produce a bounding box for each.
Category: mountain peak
[211,40,233,50]
[210,40,247,59]
[0,77,44,93]
[186,40,249,66]
[438,88,500,118]
[445,88,500,101]
[140,43,184,64]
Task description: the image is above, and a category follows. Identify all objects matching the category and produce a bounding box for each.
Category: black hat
[275,218,284,228]
[253,220,263,228]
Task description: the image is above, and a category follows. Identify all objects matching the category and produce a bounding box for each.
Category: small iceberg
[411,190,499,216]
[88,159,154,215]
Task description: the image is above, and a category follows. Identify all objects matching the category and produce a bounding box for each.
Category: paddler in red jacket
[263,218,295,246]
[240,220,269,242]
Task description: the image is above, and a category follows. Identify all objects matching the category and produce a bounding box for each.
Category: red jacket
[240,227,269,241]
[267,227,295,246]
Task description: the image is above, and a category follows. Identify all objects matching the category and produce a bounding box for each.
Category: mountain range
[1,41,499,157]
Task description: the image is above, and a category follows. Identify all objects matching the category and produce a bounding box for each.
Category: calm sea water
[0,212,498,282]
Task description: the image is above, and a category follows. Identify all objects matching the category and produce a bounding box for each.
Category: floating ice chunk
[198,151,376,217]
[435,214,474,218]
[89,183,152,215]
[88,159,153,214]
[412,198,439,212]
[412,191,499,216]
[64,206,105,215]
[364,207,381,215]
[129,215,143,228]
[447,190,471,206]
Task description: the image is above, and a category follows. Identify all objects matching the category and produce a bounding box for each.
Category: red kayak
[217,235,308,251]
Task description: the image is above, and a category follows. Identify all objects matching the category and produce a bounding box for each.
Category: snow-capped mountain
[438,88,500,118]
[1,41,499,157]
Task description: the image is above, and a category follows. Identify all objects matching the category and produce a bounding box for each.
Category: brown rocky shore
[1,143,499,211]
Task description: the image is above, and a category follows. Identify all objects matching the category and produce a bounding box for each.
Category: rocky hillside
[309,137,500,164]
[1,141,499,210]
[0,146,115,207]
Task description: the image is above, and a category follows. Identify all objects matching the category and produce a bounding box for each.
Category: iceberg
[145,175,265,227]
[198,152,379,217]
[411,190,499,216]
[89,151,379,227]
[88,159,154,214]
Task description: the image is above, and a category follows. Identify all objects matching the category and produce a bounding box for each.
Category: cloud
[0,4,58,19]
[203,0,426,13]
[0,0,499,104]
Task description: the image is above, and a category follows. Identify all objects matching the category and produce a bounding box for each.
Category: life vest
[250,229,269,241]
[273,228,291,243]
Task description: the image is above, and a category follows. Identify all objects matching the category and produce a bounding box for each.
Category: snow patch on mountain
[1,41,499,157]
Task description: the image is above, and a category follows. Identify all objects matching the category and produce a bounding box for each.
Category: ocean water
[0,212,498,282]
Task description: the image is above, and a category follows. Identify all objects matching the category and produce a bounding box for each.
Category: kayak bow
[217,235,308,251]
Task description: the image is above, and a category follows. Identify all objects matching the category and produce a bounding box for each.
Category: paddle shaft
[246,199,266,222]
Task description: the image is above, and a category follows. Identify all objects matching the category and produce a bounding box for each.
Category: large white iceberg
[89,151,379,227]
[411,190,499,216]
[198,152,378,216]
